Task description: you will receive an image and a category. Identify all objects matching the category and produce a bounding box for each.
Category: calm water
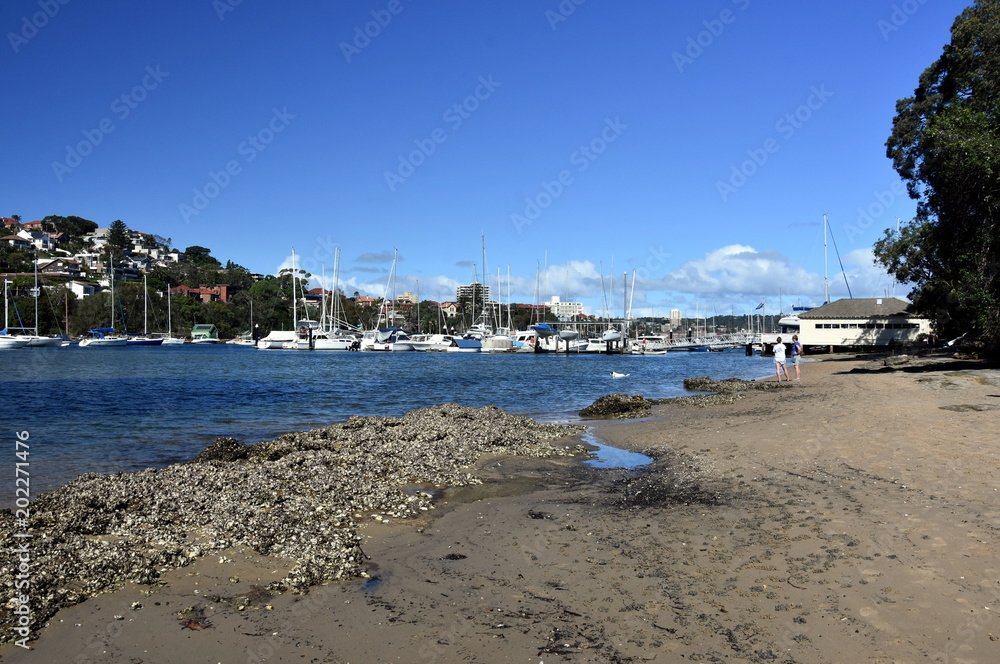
[2,344,775,497]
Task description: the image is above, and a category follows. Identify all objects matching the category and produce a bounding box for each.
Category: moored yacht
[79,328,129,347]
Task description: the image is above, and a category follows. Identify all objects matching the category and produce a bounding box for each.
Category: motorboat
[448,337,481,352]
[79,328,129,347]
[257,330,297,349]
[361,327,414,351]
[409,333,455,352]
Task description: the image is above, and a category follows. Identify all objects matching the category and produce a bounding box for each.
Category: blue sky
[2,0,971,318]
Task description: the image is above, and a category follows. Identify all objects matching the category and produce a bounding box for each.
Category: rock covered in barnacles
[683,376,791,393]
[191,436,249,463]
[579,393,657,419]
[0,403,585,644]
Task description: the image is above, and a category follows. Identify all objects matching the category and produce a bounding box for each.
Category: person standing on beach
[773,337,790,382]
[790,334,802,380]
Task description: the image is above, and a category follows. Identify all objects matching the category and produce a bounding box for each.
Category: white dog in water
[609,371,629,378]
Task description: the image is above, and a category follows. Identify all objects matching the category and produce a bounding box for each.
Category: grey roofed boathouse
[796,297,932,349]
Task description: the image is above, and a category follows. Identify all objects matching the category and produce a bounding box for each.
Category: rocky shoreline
[0,403,586,644]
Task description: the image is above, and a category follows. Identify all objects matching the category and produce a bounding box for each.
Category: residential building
[38,258,81,278]
[67,280,96,298]
[546,295,584,320]
[171,284,232,303]
[1,235,32,252]
[456,282,490,306]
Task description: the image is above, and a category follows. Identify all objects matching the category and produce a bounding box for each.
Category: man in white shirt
[773,337,790,382]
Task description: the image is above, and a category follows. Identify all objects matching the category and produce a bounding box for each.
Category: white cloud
[650,244,822,298]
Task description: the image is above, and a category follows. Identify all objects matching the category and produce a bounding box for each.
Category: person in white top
[773,337,790,382]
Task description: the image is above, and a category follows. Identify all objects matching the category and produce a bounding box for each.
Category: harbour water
[2,345,775,498]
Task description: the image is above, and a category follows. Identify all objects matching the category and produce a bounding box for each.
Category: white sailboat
[313,249,358,350]
[80,259,128,347]
[126,274,163,345]
[0,280,29,348]
[360,249,413,351]
[159,286,185,345]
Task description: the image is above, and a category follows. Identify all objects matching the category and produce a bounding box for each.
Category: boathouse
[190,324,219,342]
[796,297,932,350]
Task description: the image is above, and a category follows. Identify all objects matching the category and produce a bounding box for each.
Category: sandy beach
[3,353,1000,663]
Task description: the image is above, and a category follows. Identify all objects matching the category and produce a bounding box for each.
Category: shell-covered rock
[579,393,658,419]
[0,403,585,644]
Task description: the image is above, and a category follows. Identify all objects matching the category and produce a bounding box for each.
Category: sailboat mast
[291,248,297,328]
[823,213,830,304]
[143,273,148,335]
[33,251,39,334]
[109,257,115,329]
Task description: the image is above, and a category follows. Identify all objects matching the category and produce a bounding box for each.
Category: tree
[877,0,1000,353]
[107,219,130,253]
[184,245,221,268]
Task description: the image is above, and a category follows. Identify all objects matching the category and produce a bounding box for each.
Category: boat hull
[24,336,64,347]
[79,337,128,347]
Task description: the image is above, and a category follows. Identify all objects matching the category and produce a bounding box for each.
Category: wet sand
[4,353,1000,663]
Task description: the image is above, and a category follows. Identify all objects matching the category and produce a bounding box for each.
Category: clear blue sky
[1,0,971,318]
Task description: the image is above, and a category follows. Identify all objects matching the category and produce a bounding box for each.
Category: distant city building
[396,291,416,304]
[670,308,682,328]
[546,295,584,320]
[456,282,490,307]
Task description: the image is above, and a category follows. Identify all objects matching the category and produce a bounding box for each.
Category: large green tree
[106,219,130,252]
[183,245,221,268]
[876,0,1000,353]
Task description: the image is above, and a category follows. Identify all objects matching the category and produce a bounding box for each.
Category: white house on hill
[796,298,932,349]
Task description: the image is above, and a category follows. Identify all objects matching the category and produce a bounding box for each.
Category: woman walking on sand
[773,337,790,382]
[790,334,802,380]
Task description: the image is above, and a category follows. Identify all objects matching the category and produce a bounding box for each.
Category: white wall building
[547,295,584,320]
[796,298,932,348]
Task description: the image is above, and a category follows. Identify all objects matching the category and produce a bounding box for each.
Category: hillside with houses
[0,214,572,341]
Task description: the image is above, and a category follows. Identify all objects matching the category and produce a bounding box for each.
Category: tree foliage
[184,245,221,268]
[876,0,1000,352]
[106,219,130,252]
